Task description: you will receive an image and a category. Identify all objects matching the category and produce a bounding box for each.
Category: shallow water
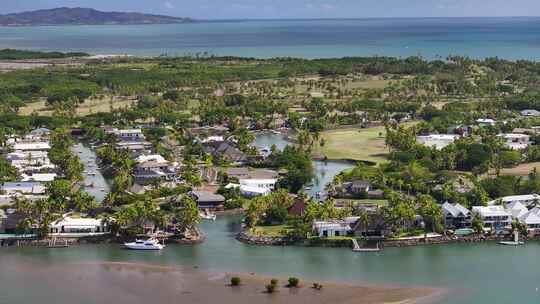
[2,18,540,59]
[2,215,540,304]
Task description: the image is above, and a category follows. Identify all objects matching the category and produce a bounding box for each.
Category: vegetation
[0,49,88,60]
[230,277,241,286]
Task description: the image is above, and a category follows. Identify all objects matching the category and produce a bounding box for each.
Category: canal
[252,132,355,197]
[71,143,111,202]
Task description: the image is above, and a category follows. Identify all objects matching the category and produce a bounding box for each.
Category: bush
[288,277,299,288]
[266,284,277,293]
[270,278,279,286]
[312,283,323,290]
[230,277,241,286]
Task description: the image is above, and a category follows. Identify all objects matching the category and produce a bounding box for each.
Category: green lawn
[250,225,291,238]
[313,126,389,164]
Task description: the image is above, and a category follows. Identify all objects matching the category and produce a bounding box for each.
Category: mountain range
[0,7,193,26]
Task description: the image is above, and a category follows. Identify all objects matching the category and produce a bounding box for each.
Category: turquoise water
[2,215,540,304]
[2,18,540,59]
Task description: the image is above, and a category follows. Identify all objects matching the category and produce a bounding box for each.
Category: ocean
[1,17,540,60]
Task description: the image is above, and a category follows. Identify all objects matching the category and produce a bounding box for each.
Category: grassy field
[496,162,540,176]
[313,126,388,164]
[19,95,138,116]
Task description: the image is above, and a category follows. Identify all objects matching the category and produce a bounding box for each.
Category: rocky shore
[236,229,539,248]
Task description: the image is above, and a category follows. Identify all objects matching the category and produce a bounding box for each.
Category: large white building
[416,134,460,150]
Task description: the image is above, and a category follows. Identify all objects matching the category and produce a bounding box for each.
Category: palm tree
[358,209,370,237]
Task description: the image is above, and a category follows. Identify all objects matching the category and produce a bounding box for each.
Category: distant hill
[0,7,193,26]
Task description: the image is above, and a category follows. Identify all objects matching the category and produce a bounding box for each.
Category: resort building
[416,134,460,150]
[441,202,472,229]
[239,178,277,197]
[49,215,110,236]
[20,173,57,182]
[496,133,530,150]
[472,206,512,230]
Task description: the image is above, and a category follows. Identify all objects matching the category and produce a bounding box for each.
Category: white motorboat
[124,238,165,250]
[200,210,217,221]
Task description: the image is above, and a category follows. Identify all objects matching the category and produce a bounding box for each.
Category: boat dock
[352,238,381,252]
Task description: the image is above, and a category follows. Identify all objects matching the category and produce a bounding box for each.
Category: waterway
[252,132,355,196]
[71,143,111,202]
[2,215,540,304]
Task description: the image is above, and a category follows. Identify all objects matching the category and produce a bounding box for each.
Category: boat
[124,238,165,250]
[84,182,95,187]
[499,231,524,246]
[200,209,217,221]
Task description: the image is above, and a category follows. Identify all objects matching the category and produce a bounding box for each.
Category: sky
[2,0,540,19]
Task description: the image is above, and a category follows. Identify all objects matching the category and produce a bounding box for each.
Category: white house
[49,215,110,236]
[496,133,530,150]
[442,202,472,229]
[416,134,460,150]
[312,217,359,237]
[239,178,277,197]
[472,206,512,230]
[487,194,540,207]
[135,154,167,164]
[517,208,540,233]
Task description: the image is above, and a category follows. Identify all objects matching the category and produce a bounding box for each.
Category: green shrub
[288,277,299,287]
[270,278,278,286]
[230,277,241,286]
[266,284,276,293]
[312,283,323,290]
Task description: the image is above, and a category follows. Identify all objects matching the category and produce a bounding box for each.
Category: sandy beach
[0,255,444,304]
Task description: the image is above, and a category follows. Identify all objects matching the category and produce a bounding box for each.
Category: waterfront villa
[496,133,531,150]
[472,206,512,231]
[49,215,109,236]
[239,178,277,197]
[416,134,460,150]
[517,208,540,234]
[312,217,359,237]
[442,202,472,229]
[189,191,226,210]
